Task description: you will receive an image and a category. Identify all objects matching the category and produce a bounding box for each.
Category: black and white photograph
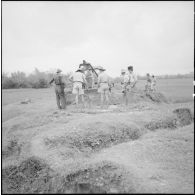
[1,1,194,194]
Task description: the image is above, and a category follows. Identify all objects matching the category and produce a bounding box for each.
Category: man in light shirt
[69,67,87,108]
[123,66,138,105]
[97,66,110,108]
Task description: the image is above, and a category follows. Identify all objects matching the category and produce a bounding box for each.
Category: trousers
[55,85,66,109]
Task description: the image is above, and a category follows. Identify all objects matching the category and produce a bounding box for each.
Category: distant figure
[145,73,152,92]
[49,69,66,110]
[69,67,87,108]
[151,75,157,91]
[123,66,138,105]
[97,66,110,108]
[120,69,127,93]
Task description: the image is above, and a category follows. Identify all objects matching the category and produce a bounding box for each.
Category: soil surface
[2,89,194,193]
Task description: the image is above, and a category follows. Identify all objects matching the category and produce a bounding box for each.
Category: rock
[21,98,31,104]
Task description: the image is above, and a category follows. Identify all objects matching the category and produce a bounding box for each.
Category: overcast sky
[2,1,194,77]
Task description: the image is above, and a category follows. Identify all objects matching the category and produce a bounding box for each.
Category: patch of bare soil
[2,157,133,194]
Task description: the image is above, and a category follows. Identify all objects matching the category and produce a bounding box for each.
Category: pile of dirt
[44,122,143,154]
[66,89,168,106]
[3,158,134,194]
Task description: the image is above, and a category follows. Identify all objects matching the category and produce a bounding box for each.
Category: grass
[2,78,194,106]
[136,78,194,103]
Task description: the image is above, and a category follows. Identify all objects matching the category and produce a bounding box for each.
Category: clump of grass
[3,158,134,193]
[2,139,21,158]
[173,108,193,126]
[145,107,194,131]
[44,123,143,154]
[145,116,178,131]
[2,156,54,194]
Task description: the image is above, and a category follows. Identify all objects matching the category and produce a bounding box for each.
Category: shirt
[98,72,110,84]
[127,72,137,83]
[69,71,86,83]
[49,73,65,85]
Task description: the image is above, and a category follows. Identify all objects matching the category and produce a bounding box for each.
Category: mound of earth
[145,107,194,131]
[65,88,168,105]
[2,156,53,194]
[44,121,142,155]
[2,157,134,194]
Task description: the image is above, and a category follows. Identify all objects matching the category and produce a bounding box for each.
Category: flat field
[2,78,194,194]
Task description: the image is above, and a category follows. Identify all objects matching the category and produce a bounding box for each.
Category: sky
[2,1,194,77]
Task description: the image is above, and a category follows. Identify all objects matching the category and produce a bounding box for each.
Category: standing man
[151,75,157,91]
[49,69,66,110]
[123,66,138,106]
[120,69,128,104]
[96,66,110,108]
[145,73,152,92]
[69,67,87,108]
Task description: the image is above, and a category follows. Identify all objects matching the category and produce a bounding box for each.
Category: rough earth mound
[145,107,194,131]
[66,89,168,105]
[2,157,133,194]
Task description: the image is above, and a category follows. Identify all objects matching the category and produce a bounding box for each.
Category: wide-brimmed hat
[95,66,106,71]
[56,69,62,73]
[76,67,84,72]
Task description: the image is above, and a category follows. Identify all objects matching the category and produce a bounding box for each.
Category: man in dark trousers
[49,69,66,109]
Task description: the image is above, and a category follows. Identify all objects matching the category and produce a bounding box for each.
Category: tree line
[2,68,71,89]
[2,69,194,89]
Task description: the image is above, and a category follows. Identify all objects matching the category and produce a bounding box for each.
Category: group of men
[49,63,139,110]
[68,65,111,108]
[120,66,137,105]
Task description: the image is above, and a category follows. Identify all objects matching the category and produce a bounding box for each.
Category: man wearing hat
[96,66,110,108]
[123,66,138,105]
[69,67,87,108]
[49,69,66,110]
